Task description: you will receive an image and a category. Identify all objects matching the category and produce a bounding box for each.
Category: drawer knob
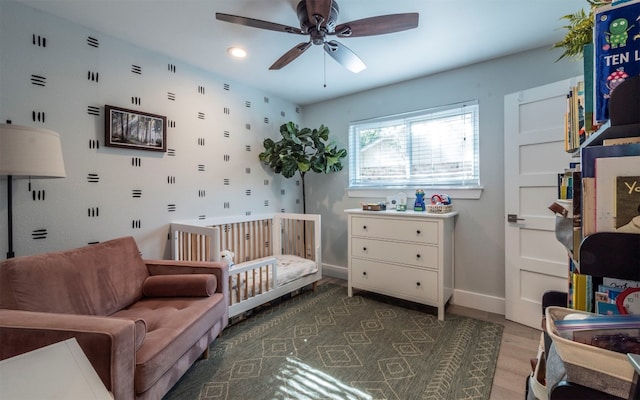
[416,230,421,235]
[416,282,421,287]
[416,254,421,259]
[362,271,367,276]
[363,247,367,251]
[363,225,367,230]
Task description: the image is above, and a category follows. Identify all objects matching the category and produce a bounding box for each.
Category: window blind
[349,101,480,188]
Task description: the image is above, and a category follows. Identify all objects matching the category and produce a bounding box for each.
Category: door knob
[507,214,525,223]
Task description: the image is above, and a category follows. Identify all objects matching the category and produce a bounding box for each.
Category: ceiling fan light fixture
[227,47,247,58]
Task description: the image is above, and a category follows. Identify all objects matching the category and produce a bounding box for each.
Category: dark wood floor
[319,277,540,400]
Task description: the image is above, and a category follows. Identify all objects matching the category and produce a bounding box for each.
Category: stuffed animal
[220,249,235,268]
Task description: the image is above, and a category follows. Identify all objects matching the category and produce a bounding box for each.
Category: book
[615,175,640,231]
[565,81,588,151]
[581,142,640,178]
[583,42,595,134]
[603,278,640,289]
[595,156,640,232]
[594,0,640,124]
[572,272,592,311]
[582,177,597,236]
[597,301,621,315]
[566,91,574,152]
[571,171,582,258]
[603,136,640,146]
[576,80,586,146]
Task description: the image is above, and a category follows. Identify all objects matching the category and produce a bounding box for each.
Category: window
[348,101,479,189]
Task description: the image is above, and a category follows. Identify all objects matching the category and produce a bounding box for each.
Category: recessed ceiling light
[227,47,247,58]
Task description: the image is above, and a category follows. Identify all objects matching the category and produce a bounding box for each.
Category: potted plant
[552,0,611,60]
[259,121,347,213]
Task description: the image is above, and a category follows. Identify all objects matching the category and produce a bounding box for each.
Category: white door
[504,78,579,329]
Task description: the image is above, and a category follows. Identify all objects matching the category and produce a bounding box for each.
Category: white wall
[0,1,586,314]
[301,47,583,311]
[0,1,302,260]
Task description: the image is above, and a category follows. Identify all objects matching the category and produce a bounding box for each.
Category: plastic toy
[414,189,426,211]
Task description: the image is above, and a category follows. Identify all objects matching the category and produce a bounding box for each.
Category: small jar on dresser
[344,208,457,321]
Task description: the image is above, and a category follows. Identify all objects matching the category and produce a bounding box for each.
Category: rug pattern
[164,284,503,400]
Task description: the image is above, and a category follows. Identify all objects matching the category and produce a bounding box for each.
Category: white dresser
[345,209,457,320]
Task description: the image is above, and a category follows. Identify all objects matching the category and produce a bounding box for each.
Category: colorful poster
[594,0,640,123]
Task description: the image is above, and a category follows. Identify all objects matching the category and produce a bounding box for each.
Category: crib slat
[173,214,320,316]
[253,221,259,260]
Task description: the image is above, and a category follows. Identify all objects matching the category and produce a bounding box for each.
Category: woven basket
[426,204,452,213]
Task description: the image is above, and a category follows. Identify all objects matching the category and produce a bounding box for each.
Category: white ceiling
[13,0,587,105]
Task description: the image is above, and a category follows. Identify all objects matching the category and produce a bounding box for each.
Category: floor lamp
[0,123,66,258]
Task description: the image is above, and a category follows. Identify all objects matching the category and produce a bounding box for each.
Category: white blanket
[229,255,317,303]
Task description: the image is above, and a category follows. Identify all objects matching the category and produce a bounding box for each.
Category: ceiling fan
[216,0,419,73]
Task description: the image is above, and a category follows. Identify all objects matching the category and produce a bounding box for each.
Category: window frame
[347,101,481,197]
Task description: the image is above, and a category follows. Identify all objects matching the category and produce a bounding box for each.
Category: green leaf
[261,121,347,180]
[298,159,311,172]
[318,125,330,141]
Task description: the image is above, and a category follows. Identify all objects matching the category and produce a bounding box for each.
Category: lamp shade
[0,124,66,178]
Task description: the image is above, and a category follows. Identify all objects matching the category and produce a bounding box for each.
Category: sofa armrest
[0,309,136,400]
[144,259,229,298]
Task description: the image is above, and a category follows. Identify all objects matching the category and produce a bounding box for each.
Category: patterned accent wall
[0,2,302,259]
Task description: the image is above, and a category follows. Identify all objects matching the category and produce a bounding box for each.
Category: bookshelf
[557,74,640,313]
[539,75,639,400]
[529,3,640,395]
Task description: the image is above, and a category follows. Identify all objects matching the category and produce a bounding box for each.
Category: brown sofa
[0,236,229,400]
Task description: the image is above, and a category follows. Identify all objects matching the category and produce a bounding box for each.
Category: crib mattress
[229,255,318,304]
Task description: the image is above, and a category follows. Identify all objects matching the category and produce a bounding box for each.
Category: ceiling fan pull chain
[323,50,327,88]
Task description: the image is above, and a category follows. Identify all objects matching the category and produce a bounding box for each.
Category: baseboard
[452,288,505,316]
[322,263,347,280]
[321,264,505,316]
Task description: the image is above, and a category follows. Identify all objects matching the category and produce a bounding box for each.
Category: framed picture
[105,105,166,152]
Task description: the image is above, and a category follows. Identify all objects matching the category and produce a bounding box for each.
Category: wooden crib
[170,213,321,318]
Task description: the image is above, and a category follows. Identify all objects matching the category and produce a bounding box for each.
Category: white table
[0,338,112,399]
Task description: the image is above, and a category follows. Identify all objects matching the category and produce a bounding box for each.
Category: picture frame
[105,105,166,152]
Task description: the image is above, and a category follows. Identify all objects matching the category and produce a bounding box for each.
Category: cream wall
[301,47,583,312]
[0,1,302,260]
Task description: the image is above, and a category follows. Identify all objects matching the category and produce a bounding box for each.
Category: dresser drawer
[351,237,438,269]
[351,258,438,303]
[351,216,438,244]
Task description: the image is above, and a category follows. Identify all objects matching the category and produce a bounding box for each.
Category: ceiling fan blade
[269,42,313,70]
[216,13,303,35]
[323,40,366,73]
[305,0,333,28]
[335,13,419,38]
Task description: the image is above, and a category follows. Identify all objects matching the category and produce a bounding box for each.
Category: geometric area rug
[163,283,503,400]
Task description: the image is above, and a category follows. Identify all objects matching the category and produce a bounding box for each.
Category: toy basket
[426,204,452,213]
[545,306,634,398]
[361,203,386,211]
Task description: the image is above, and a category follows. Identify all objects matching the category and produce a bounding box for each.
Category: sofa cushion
[142,274,217,297]
[0,237,149,315]
[119,294,227,393]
